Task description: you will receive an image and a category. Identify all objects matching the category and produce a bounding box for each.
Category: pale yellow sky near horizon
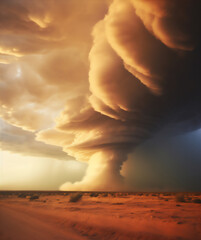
[0,150,87,190]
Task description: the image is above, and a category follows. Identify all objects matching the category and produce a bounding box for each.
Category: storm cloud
[1,0,201,191]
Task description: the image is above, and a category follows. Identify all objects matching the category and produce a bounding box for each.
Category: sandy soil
[0,192,201,240]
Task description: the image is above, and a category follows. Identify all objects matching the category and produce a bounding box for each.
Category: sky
[0,0,201,191]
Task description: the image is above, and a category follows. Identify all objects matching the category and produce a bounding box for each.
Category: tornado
[37,0,201,191]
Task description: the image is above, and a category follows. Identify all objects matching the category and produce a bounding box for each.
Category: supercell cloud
[1,0,201,190]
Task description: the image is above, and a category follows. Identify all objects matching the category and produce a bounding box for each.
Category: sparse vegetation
[101,193,108,197]
[18,193,27,198]
[69,193,83,202]
[192,198,201,203]
[29,195,39,201]
[90,192,99,197]
[175,193,186,202]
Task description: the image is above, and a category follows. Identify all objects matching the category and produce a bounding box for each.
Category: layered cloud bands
[0,0,109,160]
[0,0,109,131]
[1,0,201,190]
[38,0,201,190]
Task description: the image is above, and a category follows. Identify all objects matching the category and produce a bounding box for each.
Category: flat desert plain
[0,192,201,240]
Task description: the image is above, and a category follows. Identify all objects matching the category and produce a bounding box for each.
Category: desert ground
[0,192,201,240]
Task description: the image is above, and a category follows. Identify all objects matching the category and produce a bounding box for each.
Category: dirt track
[0,203,86,240]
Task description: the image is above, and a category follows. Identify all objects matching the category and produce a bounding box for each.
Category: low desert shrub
[69,193,83,202]
[175,193,185,202]
[18,193,27,198]
[29,195,39,201]
[192,198,201,203]
[90,192,99,197]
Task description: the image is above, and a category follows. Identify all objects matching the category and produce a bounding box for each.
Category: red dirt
[0,193,200,240]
